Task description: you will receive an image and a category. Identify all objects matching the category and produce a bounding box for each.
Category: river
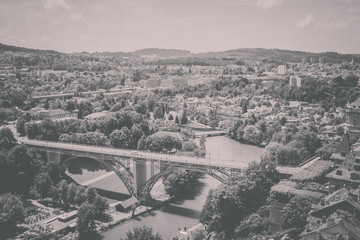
[67,136,264,239]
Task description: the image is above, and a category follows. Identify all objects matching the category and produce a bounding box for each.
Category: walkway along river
[66,136,264,239]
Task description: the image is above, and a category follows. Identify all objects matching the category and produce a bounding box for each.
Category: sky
[0,0,360,53]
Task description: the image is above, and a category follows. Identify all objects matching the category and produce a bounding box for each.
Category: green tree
[180,110,188,124]
[0,127,16,149]
[175,115,180,124]
[25,122,40,139]
[109,127,131,148]
[153,106,164,119]
[77,100,93,119]
[22,224,57,240]
[39,118,59,140]
[77,202,97,238]
[0,193,25,233]
[282,196,312,230]
[16,118,26,136]
[163,170,200,199]
[30,172,53,199]
[125,226,162,240]
[235,213,268,238]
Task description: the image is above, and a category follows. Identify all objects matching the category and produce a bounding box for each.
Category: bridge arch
[138,166,230,201]
[61,156,135,195]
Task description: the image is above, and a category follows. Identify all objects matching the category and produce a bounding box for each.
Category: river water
[96,136,264,240]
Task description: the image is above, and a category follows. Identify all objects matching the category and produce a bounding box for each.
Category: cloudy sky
[1,0,359,53]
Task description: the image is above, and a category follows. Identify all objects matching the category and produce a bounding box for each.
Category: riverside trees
[200,159,279,238]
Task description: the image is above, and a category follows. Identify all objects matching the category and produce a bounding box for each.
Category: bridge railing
[21,139,252,170]
[21,139,300,175]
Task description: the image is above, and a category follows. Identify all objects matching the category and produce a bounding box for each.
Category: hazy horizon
[1,0,360,54]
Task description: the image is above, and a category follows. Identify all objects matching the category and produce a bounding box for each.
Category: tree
[22,224,57,240]
[125,226,162,240]
[168,113,174,120]
[77,202,97,238]
[16,118,26,136]
[6,145,43,195]
[30,172,53,199]
[0,193,25,233]
[282,196,312,230]
[175,115,180,124]
[153,106,164,119]
[39,118,59,140]
[200,160,278,235]
[25,122,40,139]
[77,100,93,119]
[243,125,262,145]
[109,127,131,148]
[180,110,188,124]
[163,170,200,199]
[0,127,16,149]
[137,135,147,150]
[235,213,268,238]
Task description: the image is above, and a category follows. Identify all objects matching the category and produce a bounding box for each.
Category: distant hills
[0,43,61,55]
[196,48,360,64]
[1,42,359,63]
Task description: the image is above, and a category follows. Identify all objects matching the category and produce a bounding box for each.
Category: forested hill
[131,48,191,58]
[195,48,360,64]
[1,42,359,63]
[0,43,61,55]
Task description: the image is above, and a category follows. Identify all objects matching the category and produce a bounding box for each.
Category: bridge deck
[21,139,301,175]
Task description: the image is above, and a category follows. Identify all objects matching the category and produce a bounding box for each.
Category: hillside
[1,42,359,63]
[131,48,191,58]
[196,48,360,63]
[0,43,61,55]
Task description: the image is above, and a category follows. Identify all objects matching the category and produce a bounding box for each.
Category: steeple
[336,131,351,157]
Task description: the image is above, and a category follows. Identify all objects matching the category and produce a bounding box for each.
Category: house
[300,188,360,240]
[38,109,73,120]
[330,133,351,166]
[326,143,360,193]
[346,98,360,140]
[116,196,139,212]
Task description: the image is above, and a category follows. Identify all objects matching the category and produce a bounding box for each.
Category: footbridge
[21,139,300,199]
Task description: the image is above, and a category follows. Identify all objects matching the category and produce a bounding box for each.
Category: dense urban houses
[300,188,360,240]
[346,97,360,139]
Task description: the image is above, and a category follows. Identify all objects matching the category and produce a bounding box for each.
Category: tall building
[346,98,360,139]
[310,57,315,64]
[319,57,323,65]
[302,57,307,64]
[277,65,287,75]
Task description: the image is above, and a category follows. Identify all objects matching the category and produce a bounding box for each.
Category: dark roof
[336,133,351,155]
[119,196,138,209]
[349,97,360,108]
[311,197,360,218]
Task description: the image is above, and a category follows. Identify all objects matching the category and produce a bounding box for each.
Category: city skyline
[1,0,360,54]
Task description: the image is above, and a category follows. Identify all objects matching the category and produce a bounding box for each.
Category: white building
[277,65,287,75]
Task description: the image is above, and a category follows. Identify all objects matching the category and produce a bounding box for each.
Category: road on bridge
[5,123,302,175]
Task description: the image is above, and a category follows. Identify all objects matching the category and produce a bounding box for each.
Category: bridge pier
[46,150,62,164]
[130,158,153,196]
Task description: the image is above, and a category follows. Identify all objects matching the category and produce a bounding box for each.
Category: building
[330,133,351,166]
[115,196,139,212]
[302,57,307,64]
[289,76,302,87]
[345,98,360,139]
[277,65,287,75]
[38,109,74,120]
[319,57,324,65]
[326,148,360,193]
[300,188,360,240]
[310,57,315,64]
